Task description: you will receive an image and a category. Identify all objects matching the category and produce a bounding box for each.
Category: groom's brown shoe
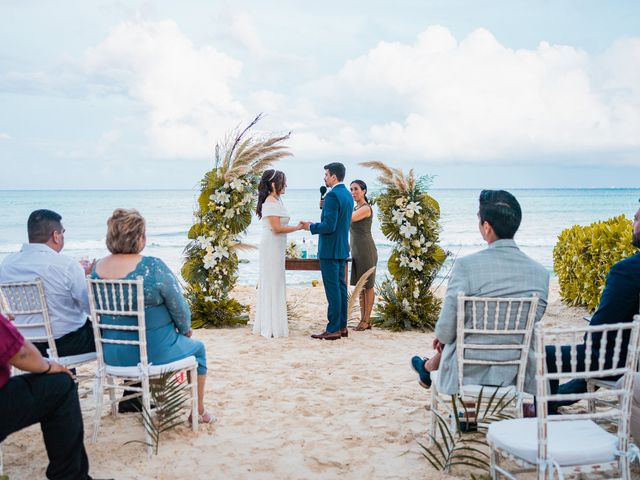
[310,331,341,340]
[340,328,348,338]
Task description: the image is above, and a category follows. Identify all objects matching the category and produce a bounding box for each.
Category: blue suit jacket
[310,183,352,259]
[588,251,640,366]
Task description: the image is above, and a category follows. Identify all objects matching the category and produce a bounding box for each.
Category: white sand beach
[1,282,613,479]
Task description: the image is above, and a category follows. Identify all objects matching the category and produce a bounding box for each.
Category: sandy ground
[3,281,626,480]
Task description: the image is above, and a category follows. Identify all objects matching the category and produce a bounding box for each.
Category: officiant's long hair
[256,169,286,219]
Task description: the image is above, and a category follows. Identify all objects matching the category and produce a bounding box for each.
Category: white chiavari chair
[488,318,640,479]
[87,276,198,457]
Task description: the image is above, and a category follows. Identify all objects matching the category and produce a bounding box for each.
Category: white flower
[212,245,230,260]
[210,191,231,205]
[196,235,214,250]
[413,288,420,299]
[399,255,409,267]
[402,298,411,312]
[223,208,236,218]
[408,257,424,271]
[395,197,406,207]
[203,254,217,270]
[229,178,244,191]
[412,239,421,248]
[399,223,417,239]
[405,201,422,219]
[391,208,405,225]
[204,295,214,302]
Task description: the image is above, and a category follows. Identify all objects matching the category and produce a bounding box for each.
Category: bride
[253,169,303,338]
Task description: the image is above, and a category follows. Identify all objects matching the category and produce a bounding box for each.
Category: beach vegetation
[127,370,192,455]
[360,161,448,330]
[420,387,515,476]
[554,214,635,312]
[182,115,292,328]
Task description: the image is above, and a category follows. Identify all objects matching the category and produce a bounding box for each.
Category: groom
[303,162,353,340]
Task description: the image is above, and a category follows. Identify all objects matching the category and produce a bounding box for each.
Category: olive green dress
[350,205,378,289]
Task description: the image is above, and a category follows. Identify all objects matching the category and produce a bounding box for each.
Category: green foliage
[128,370,191,455]
[420,387,516,475]
[361,161,448,330]
[182,115,291,328]
[553,214,635,312]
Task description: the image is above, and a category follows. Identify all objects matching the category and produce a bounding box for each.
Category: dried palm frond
[230,242,258,252]
[127,370,191,455]
[346,266,376,319]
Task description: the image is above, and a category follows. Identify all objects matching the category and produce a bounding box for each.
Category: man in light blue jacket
[411,190,549,395]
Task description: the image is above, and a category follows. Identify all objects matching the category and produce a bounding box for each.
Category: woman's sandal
[188,410,217,425]
[354,321,372,331]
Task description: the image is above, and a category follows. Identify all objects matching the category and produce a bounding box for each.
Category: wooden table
[285,258,350,284]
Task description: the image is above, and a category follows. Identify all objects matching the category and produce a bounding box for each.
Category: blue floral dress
[91,256,207,374]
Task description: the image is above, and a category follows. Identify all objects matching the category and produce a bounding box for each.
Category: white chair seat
[487,418,618,466]
[104,355,197,378]
[58,352,97,366]
[431,370,517,397]
[590,378,617,389]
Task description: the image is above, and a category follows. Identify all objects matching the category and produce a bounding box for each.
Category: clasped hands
[296,221,313,231]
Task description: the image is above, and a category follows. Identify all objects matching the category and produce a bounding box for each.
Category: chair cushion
[58,352,97,366]
[105,356,197,378]
[487,418,618,466]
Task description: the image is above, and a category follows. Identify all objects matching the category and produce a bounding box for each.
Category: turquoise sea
[1,189,638,286]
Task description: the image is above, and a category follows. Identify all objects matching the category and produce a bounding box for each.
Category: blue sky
[1,0,639,189]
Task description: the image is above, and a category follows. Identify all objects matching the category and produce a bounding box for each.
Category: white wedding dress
[253,198,289,338]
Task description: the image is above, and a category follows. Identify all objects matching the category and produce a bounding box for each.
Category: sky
[0,0,639,190]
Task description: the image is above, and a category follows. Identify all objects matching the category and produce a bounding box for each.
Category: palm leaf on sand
[127,370,191,455]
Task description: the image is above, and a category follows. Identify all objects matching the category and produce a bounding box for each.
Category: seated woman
[92,208,213,423]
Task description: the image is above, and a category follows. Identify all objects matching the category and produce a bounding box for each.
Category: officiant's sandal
[354,321,371,331]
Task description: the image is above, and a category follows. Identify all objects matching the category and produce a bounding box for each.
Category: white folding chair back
[0,279,96,369]
[488,318,640,479]
[430,294,539,440]
[87,276,198,457]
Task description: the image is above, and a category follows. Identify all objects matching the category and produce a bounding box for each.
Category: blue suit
[310,183,353,333]
[546,251,640,411]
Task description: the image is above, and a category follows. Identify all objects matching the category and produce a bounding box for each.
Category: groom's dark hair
[324,162,346,181]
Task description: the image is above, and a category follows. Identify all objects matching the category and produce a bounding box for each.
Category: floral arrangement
[361,161,448,330]
[285,240,301,259]
[182,115,292,328]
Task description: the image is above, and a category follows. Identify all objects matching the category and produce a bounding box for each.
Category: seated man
[411,190,549,395]
[546,205,640,413]
[0,313,92,479]
[0,209,95,357]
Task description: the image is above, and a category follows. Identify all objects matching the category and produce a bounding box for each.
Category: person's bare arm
[10,341,72,376]
[267,216,303,234]
[351,205,371,222]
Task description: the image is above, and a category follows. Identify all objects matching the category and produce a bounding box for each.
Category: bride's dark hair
[256,169,286,218]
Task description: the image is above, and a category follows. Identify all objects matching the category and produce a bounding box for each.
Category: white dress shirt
[0,243,90,339]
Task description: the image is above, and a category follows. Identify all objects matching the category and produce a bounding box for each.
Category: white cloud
[84,18,246,159]
[75,21,640,166]
[218,10,267,57]
[0,133,10,141]
[301,26,640,164]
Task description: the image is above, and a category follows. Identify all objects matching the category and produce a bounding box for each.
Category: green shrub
[553,214,635,312]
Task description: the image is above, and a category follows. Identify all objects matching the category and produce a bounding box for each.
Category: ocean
[1,189,638,286]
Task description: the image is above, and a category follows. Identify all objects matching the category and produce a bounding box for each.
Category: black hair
[350,179,369,203]
[478,190,522,239]
[324,162,346,182]
[256,169,286,219]
[27,209,63,243]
